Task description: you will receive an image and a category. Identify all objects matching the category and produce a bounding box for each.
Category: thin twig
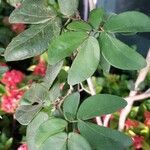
[87,78,103,125]
[103,114,112,127]
[80,83,91,95]
[118,49,150,131]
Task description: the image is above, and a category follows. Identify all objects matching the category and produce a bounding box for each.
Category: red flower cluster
[1,70,25,88]
[1,70,25,113]
[17,143,28,150]
[1,89,24,113]
[144,111,150,127]
[11,23,26,34]
[132,135,144,150]
[125,119,139,129]
[33,60,47,77]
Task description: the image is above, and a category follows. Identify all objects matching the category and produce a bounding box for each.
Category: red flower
[144,111,150,127]
[132,135,144,150]
[33,60,47,77]
[11,23,26,34]
[125,119,139,129]
[17,144,28,150]
[1,70,25,88]
[1,89,24,114]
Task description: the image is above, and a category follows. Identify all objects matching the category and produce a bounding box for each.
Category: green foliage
[88,8,104,29]
[35,118,68,148]
[77,94,127,120]
[2,0,150,149]
[68,36,100,85]
[104,11,150,33]
[78,121,132,150]
[58,0,78,16]
[48,31,88,64]
[100,32,146,70]
[9,0,56,24]
[63,92,80,121]
[67,132,92,150]
[67,21,92,31]
[4,18,61,61]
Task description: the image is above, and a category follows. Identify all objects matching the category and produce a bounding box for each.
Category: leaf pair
[63,93,127,121]
[99,11,150,71]
[39,132,91,150]
[62,93,132,150]
[48,32,100,85]
[28,115,91,150]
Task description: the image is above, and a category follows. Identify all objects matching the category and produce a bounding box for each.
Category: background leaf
[9,0,56,24]
[68,36,100,85]
[68,132,92,150]
[63,92,80,121]
[78,121,132,150]
[5,18,61,61]
[104,11,150,33]
[77,94,127,120]
[58,0,78,16]
[35,118,68,148]
[48,31,88,64]
[27,112,49,150]
[100,32,146,70]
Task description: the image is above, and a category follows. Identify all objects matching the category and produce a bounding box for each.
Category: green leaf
[20,83,49,105]
[6,0,22,7]
[88,8,104,29]
[77,94,127,120]
[99,54,110,73]
[49,83,61,102]
[68,132,92,150]
[35,118,67,148]
[27,111,49,150]
[0,66,9,75]
[42,61,63,89]
[9,0,56,24]
[48,31,88,65]
[67,21,92,31]
[58,0,78,16]
[63,92,80,121]
[100,32,146,70]
[40,132,67,150]
[5,18,61,61]
[78,121,132,150]
[104,11,150,33]
[15,103,43,125]
[0,47,5,54]
[68,36,100,85]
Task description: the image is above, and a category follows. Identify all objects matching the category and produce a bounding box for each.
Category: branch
[88,0,96,11]
[118,49,150,131]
